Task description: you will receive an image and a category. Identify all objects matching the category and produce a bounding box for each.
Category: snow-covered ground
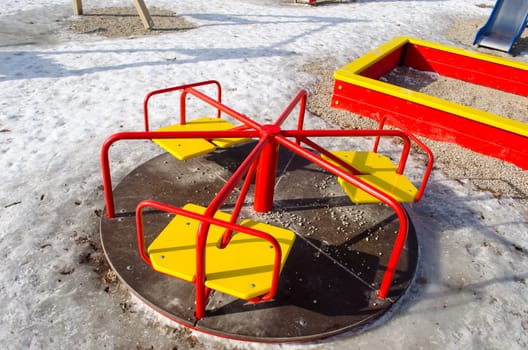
[1,1,527,349]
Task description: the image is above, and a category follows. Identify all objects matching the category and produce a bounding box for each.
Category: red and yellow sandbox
[332,36,528,170]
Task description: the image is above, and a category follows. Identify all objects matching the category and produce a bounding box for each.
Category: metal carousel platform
[99,81,431,342]
[100,143,418,342]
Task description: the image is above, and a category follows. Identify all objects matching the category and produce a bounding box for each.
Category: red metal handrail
[135,199,283,320]
[374,115,434,202]
[274,134,409,298]
[282,128,413,175]
[100,129,259,219]
[143,80,221,131]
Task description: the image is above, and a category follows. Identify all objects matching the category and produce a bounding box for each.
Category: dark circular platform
[100,143,418,342]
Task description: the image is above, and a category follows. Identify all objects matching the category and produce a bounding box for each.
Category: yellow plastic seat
[147,203,296,300]
[153,117,249,160]
[322,150,397,173]
[338,171,418,203]
[322,151,418,203]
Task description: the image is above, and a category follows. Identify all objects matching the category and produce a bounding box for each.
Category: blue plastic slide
[473,0,528,53]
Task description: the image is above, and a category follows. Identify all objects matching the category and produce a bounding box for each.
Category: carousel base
[100,143,418,342]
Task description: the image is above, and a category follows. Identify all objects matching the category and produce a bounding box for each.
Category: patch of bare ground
[68,7,195,38]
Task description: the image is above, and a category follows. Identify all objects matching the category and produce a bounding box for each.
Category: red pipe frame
[143,80,222,131]
[135,198,283,319]
[101,80,433,319]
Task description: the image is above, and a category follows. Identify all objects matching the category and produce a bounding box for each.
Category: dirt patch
[68,7,195,38]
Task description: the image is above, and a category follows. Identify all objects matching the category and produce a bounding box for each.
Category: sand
[68,7,195,38]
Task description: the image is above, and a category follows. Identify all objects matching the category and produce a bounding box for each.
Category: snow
[1,0,527,349]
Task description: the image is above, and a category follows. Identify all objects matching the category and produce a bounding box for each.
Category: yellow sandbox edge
[334,36,528,137]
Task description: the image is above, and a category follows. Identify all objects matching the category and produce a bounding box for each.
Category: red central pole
[253,125,280,212]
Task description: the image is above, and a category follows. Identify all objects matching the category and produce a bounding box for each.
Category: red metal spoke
[273,89,307,128]
[376,115,434,201]
[219,160,259,249]
[298,136,363,175]
[182,87,262,130]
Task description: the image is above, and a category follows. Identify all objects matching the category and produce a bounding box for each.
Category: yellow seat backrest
[147,203,296,300]
[153,117,249,160]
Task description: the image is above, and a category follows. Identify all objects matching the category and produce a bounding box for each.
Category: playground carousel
[99,80,433,341]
